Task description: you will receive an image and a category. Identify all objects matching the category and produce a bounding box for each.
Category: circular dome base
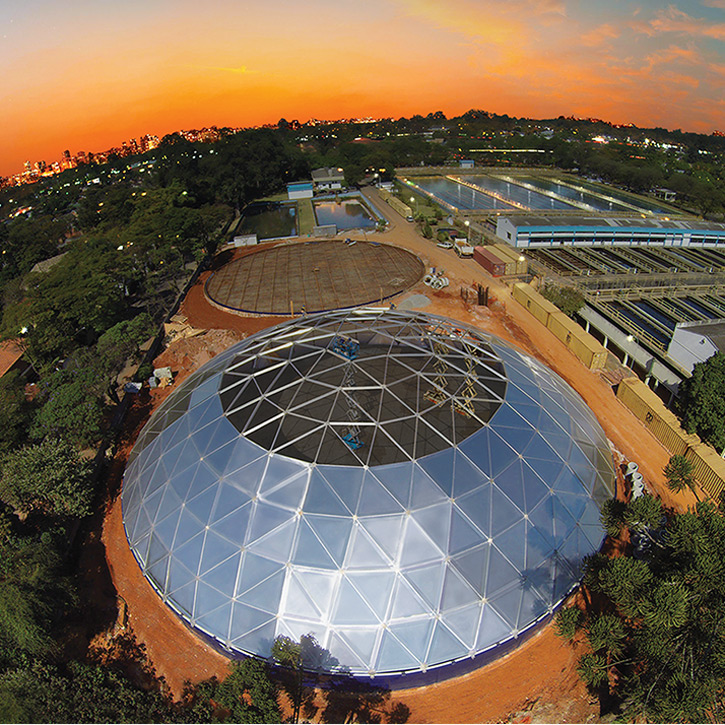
[204,240,424,315]
[122,310,615,680]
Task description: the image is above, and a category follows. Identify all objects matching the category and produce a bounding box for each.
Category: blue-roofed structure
[287,181,313,200]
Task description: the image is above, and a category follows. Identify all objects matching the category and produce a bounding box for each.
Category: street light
[464,220,470,242]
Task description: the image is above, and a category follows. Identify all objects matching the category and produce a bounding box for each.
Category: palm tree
[664,454,700,502]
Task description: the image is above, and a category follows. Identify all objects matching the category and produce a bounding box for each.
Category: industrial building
[495,215,725,249]
[311,167,345,191]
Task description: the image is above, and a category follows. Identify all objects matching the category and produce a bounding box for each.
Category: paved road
[359,186,479,283]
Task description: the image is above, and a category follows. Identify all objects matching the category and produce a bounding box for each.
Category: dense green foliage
[677,351,725,452]
[0,518,74,661]
[0,660,178,724]
[182,659,281,723]
[30,368,105,445]
[0,371,33,456]
[0,438,93,517]
[557,494,725,722]
[540,285,586,318]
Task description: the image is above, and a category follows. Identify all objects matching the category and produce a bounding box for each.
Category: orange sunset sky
[2,0,725,177]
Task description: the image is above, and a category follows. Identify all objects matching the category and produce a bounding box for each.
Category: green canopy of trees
[677,351,725,452]
[0,438,93,518]
[0,660,178,724]
[557,494,725,722]
[0,371,33,457]
[30,368,105,446]
[540,285,586,318]
[0,521,75,662]
[182,659,281,724]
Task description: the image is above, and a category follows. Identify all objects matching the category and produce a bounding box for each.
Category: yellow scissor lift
[423,333,478,418]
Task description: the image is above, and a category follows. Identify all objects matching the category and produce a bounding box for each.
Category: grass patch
[258,192,289,203]
[296,199,315,235]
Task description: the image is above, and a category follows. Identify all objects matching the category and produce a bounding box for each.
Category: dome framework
[122,309,615,681]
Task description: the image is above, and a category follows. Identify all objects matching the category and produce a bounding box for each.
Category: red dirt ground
[99,232,701,723]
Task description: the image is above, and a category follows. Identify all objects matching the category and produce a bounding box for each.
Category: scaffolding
[331,335,365,450]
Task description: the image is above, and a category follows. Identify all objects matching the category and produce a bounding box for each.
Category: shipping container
[616,378,696,456]
[615,377,725,500]
[567,325,608,371]
[493,244,528,274]
[512,283,559,326]
[546,312,607,370]
[685,443,725,500]
[379,188,413,219]
[485,246,516,274]
[474,247,507,276]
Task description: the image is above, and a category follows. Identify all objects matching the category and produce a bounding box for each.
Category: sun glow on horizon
[1,0,723,176]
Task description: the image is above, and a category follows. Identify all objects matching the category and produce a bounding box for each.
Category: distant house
[30,252,67,275]
[311,167,345,191]
[653,187,676,202]
[287,182,314,200]
[667,319,725,374]
[0,339,28,380]
[459,159,474,169]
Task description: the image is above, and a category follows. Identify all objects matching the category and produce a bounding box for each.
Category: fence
[511,283,608,371]
[616,376,725,500]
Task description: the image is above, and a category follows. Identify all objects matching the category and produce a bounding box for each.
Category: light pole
[410,196,417,217]
[464,219,470,242]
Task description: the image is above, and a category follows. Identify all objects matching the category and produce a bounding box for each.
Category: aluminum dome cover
[122,309,615,678]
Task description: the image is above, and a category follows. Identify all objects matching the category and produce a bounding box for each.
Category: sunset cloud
[638,5,725,40]
[0,0,723,176]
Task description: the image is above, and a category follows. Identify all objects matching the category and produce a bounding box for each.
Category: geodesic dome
[122,309,615,681]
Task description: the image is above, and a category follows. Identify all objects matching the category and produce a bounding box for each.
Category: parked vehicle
[454,240,475,257]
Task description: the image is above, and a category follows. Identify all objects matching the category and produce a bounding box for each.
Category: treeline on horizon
[4,107,724,218]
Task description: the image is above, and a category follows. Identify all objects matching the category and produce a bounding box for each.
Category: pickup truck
[454,240,474,257]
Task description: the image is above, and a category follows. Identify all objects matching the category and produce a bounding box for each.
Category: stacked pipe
[625,461,646,499]
[423,268,450,290]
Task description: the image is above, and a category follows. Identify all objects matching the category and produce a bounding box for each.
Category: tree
[183,659,280,723]
[0,529,74,662]
[557,495,725,722]
[92,313,156,403]
[664,454,699,501]
[0,660,178,723]
[0,438,93,518]
[0,371,33,457]
[677,351,725,452]
[30,368,105,446]
[540,285,585,318]
[553,605,582,639]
